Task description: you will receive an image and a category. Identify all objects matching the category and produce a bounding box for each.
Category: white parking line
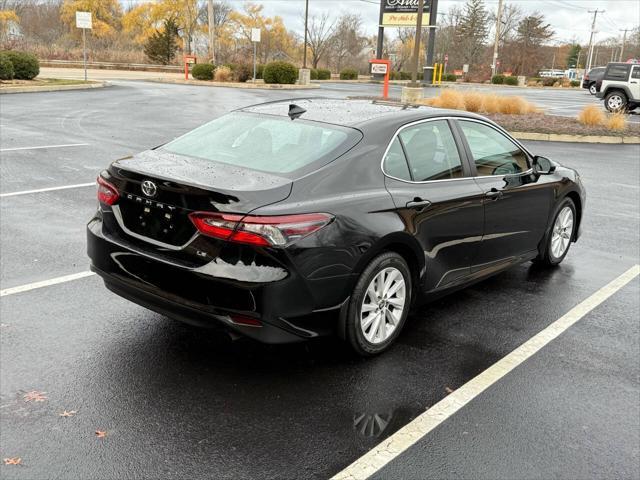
[0,182,95,198]
[0,143,89,152]
[332,264,640,480]
[0,271,95,297]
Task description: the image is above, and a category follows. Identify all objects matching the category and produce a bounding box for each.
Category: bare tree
[330,13,366,72]
[489,3,522,44]
[305,12,334,69]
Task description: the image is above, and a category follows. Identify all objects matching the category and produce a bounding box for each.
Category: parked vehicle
[597,62,640,112]
[582,67,605,95]
[87,99,585,355]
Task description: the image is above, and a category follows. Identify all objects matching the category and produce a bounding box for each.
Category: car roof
[239,98,487,129]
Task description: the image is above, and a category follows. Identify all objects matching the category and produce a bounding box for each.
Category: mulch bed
[348,96,640,137]
[486,112,640,137]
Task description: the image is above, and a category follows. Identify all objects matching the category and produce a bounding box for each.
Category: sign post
[370,59,391,99]
[251,28,261,82]
[75,11,92,81]
[183,55,196,80]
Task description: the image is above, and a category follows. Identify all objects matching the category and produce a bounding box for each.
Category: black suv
[582,67,605,95]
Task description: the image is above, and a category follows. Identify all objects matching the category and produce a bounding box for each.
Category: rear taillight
[189,212,333,247]
[97,176,119,205]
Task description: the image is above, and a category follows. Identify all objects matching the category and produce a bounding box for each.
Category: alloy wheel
[550,206,574,259]
[589,84,597,95]
[607,95,624,111]
[360,267,406,344]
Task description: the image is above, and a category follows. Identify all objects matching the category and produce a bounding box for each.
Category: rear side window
[383,137,411,181]
[162,112,358,174]
[605,64,630,80]
[632,66,640,79]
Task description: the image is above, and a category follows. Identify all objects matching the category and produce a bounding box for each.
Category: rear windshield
[161,112,360,174]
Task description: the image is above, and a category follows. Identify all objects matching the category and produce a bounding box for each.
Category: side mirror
[532,156,556,175]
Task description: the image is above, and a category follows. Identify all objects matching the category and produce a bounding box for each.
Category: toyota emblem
[141,180,157,197]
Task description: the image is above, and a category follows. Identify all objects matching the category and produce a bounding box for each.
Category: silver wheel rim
[360,267,406,344]
[550,206,574,259]
[589,84,596,95]
[608,95,623,110]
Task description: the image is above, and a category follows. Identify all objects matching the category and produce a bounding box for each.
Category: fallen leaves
[95,430,107,438]
[59,410,77,417]
[445,386,455,394]
[3,457,21,465]
[23,391,47,402]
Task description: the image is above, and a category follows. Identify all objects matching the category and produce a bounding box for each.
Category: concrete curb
[148,78,320,90]
[512,131,640,144]
[0,81,106,94]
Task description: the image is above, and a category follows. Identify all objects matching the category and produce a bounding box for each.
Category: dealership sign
[381,0,430,27]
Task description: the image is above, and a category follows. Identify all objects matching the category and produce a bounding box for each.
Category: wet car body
[87,99,585,347]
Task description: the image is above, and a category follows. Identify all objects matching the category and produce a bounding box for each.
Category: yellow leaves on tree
[122,0,200,51]
[0,10,19,40]
[229,3,297,63]
[60,0,122,39]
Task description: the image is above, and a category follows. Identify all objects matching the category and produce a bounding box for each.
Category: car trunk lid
[106,150,292,248]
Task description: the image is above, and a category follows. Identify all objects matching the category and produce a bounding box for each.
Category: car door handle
[406,198,431,209]
[485,188,504,200]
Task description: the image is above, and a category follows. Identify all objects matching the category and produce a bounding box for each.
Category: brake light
[97,176,119,205]
[189,212,333,247]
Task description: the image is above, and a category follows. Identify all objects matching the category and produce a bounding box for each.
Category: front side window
[458,121,529,176]
[397,120,464,181]
[632,66,640,80]
[162,112,356,174]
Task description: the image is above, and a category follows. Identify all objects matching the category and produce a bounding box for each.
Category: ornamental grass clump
[462,91,483,112]
[606,112,627,131]
[577,105,605,126]
[213,65,233,82]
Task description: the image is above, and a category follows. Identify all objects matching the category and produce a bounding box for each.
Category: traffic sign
[251,28,261,43]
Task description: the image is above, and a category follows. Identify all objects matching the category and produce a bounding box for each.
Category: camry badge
[141,180,157,197]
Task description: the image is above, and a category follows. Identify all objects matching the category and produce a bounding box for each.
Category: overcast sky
[249,0,639,44]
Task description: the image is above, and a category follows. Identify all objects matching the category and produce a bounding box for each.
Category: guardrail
[40,60,182,73]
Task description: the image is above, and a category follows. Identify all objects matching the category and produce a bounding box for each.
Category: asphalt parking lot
[1,82,639,479]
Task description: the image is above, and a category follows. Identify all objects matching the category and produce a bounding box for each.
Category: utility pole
[491,0,503,77]
[619,28,631,62]
[376,0,385,59]
[410,0,425,87]
[303,0,309,68]
[585,9,604,72]
[207,0,215,63]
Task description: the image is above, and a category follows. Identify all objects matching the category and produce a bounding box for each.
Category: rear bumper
[87,215,353,343]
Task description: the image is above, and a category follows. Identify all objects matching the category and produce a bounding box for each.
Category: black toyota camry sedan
[87,98,585,355]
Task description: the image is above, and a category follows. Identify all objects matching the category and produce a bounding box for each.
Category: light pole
[491,0,503,77]
[208,0,215,63]
[303,0,309,68]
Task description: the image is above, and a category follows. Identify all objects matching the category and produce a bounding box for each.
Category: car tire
[345,252,412,356]
[534,197,577,267]
[589,83,597,95]
[605,90,628,112]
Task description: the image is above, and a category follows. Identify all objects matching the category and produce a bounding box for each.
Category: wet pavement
[1,82,639,479]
